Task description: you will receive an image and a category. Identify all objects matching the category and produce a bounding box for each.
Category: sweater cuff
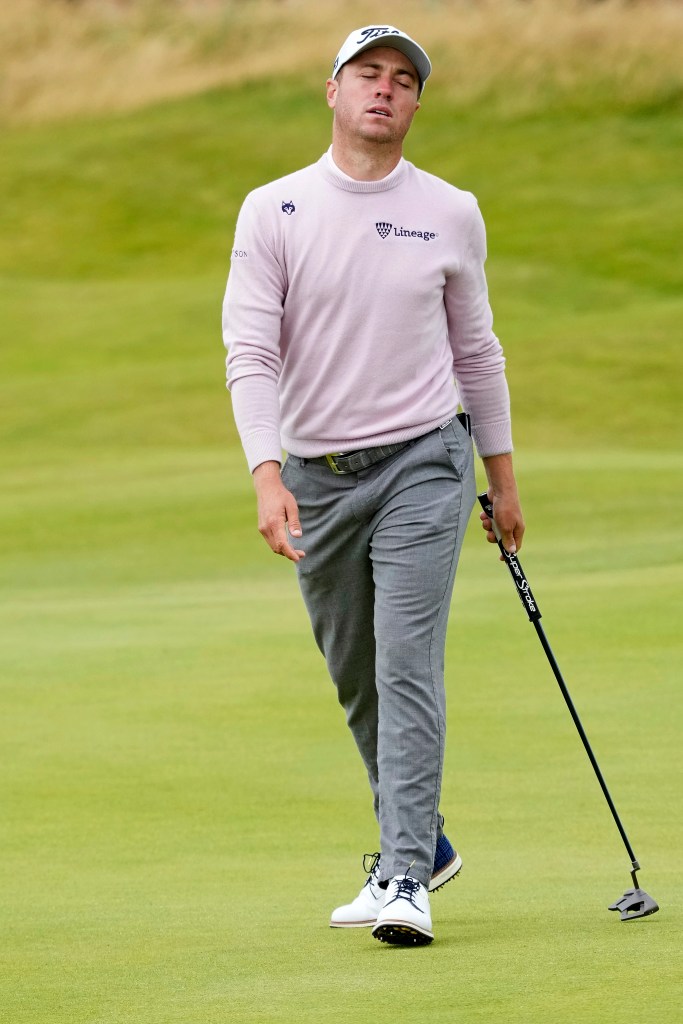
[241,430,283,474]
[472,419,513,458]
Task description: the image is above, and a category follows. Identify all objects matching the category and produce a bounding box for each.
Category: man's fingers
[501,531,517,554]
[261,521,304,562]
[501,516,524,554]
[478,511,497,550]
[479,506,524,556]
[264,521,305,562]
[513,519,525,553]
[285,495,303,539]
[255,477,305,562]
[274,537,305,563]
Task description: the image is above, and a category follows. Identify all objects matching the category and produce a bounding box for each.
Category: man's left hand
[480,453,525,558]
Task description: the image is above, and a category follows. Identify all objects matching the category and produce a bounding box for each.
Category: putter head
[608,887,659,921]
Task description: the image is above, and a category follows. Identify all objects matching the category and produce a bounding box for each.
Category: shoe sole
[329,918,376,928]
[428,851,463,893]
[372,922,434,946]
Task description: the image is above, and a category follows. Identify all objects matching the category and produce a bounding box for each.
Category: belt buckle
[324,453,346,475]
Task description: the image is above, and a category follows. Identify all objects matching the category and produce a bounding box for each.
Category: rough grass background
[3,0,683,124]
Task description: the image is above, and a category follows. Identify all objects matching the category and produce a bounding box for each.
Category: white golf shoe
[330,836,461,929]
[330,853,384,928]
[372,875,434,946]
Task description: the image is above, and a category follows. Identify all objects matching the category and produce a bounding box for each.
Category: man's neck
[330,139,403,182]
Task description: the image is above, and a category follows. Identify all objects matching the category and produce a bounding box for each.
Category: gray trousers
[281,419,476,887]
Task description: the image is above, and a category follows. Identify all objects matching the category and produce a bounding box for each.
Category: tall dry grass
[2,0,683,123]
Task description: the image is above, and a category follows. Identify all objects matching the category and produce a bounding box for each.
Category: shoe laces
[362,852,381,886]
[384,875,424,911]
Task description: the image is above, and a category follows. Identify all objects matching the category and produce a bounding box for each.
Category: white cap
[332,25,432,96]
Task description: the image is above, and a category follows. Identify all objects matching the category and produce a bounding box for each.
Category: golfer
[223,25,524,946]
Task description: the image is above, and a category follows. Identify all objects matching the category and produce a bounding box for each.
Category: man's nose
[375,77,393,97]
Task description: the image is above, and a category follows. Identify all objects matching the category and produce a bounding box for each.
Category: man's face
[326,46,420,146]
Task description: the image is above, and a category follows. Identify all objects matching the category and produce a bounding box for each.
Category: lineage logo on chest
[375,222,438,241]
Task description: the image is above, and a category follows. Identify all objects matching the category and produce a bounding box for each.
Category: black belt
[306,413,471,475]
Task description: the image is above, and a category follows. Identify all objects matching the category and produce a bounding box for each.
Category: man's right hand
[252,461,305,563]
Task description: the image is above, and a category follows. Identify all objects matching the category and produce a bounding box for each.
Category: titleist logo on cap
[332,25,432,95]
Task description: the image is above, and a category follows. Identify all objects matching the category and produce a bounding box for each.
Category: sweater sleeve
[222,194,286,471]
[444,201,513,458]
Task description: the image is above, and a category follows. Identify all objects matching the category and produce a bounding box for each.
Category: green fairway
[1,73,682,1023]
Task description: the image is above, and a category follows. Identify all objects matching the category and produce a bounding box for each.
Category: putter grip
[477,493,541,622]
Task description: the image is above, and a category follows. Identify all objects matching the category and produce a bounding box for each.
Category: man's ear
[326,77,338,110]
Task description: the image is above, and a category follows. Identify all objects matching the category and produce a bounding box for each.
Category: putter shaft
[533,615,640,879]
[477,494,641,883]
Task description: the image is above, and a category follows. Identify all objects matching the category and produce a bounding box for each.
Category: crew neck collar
[319,147,407,193]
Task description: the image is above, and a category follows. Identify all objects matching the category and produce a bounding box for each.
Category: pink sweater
[223,151,512,472]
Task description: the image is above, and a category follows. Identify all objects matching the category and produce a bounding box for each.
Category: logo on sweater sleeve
[281,201,296,215]
[376,222,392,238]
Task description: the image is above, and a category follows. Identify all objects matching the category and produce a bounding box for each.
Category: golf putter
[478,493,659,922]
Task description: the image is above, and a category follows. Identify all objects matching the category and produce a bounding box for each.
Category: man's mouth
[367,106,392,118]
